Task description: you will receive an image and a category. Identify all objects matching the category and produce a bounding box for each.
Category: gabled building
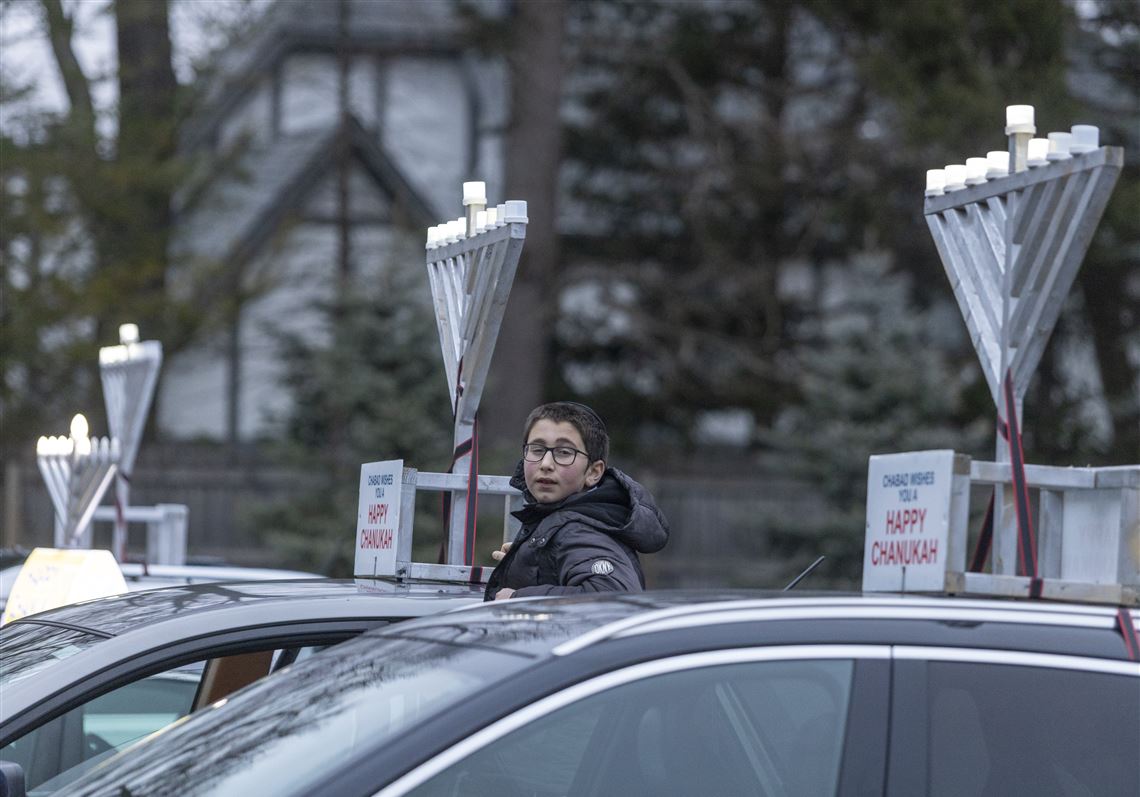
[159,0,507,442]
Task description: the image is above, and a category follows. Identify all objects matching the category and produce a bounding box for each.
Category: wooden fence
[2,447,830,588]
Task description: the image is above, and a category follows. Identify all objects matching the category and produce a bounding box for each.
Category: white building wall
[383,57,469,218]
[236,217,419,439]
[238,223,337,438]
[304,164,392,220]
[281,55,339,136]
[158,336,230,440]
[218,81,273,151]
[162,37,507,442]
[280,54,380,137]
[161,174,416,441]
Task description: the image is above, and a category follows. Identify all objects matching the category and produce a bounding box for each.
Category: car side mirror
[0,761,25,797]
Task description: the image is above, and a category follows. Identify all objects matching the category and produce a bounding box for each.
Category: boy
[485,401,669,600]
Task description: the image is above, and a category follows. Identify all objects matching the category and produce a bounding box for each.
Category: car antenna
[782,556,825,591]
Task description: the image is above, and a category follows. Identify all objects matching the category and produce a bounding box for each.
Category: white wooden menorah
[37,414,120,547]
[923,108,1124,576]
[99,323,163,561]
[425,183,528,565]
[924,111,1122,416]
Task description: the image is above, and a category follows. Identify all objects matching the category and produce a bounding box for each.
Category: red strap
[970,372,1041,597]
[1117,609,1139,661]
[1002,372,1039,585]
[462,417,480,566]
[438,360,479,566]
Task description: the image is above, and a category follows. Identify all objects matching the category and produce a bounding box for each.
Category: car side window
[0,643,331,794]
[922,663,1140,797]
[406,658,854,797]
[0,661,203,793]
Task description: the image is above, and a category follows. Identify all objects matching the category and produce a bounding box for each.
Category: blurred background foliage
[1,0,1136,585]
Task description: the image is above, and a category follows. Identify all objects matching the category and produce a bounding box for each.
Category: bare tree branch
[39,0,95,148]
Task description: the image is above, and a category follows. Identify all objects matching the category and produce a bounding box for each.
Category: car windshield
[67,629,534,796]
[0,621,107,688]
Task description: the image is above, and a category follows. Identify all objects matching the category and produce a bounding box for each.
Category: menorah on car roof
[862,103,1134,605]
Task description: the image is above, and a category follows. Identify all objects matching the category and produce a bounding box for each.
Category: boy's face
[524,419,605,504]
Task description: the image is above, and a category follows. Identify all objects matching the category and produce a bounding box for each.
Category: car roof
[57,589,1140,797]
[8,578,484,637]
[118,562,321,583]
[371,589,1140,661]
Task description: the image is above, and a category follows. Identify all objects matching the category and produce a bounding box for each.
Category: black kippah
[558,401,607,434]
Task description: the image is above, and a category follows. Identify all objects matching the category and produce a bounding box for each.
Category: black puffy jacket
[484,463,670,600]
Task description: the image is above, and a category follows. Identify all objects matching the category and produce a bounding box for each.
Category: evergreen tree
[1063,0,1140,463]
[555,0,1114,462]
[251,258,453,575]
[1,0,180,447]
[1,0,261,451]
[762,254,989,587]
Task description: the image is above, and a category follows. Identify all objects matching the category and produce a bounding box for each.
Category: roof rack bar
[552,595,1128,658]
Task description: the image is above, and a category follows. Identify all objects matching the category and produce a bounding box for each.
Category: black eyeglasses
[522,443,589,467]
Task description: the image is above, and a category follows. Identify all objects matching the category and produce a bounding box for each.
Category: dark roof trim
[346,115,436,228]
[225,115,434,268]
[183,30,464,154]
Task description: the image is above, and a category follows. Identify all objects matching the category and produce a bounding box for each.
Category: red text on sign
[361,528,393,550]
[871,538,939,566]
[885,508,926,535]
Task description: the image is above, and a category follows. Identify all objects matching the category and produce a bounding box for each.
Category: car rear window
[0,622,107,688]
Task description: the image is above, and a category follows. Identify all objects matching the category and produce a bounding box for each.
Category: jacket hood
[510,461,669,554]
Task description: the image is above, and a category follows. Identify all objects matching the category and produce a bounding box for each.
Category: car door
[372,645,891,797]
[887,646,1140,797]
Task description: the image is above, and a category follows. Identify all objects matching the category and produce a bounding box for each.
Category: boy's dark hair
[523,401,609,465]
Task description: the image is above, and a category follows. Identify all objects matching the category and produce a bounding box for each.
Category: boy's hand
[494,588,516,600]
[490,542,513,562]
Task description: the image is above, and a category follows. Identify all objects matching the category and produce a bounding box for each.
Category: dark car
[53,591,1140,797]
[0,578,482,793]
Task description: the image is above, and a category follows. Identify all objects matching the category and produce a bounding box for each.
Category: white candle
[1005,105,1035,134]
[48,436,73,456]
[985,151,1010,178]
[944,164,968,191]
[462,181,486,206]
[70,414,91,456]
[965,157,989,185]
[925,169,946,196]
[1069,124,1099,154]
[1047,131,1072,161]
[1027,138,1049,166]
[119,323,139,345]
[503,200,528,223]
[70,413,89,440]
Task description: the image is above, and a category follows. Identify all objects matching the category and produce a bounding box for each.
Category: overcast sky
[0,0,270,132]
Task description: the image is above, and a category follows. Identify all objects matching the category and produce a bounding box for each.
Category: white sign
[1,548,128,625]
[354,460,403,578]
[863,450,956,592]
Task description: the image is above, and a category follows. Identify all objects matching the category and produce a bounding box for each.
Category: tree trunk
[113,0,178,341]
[480,0,566,465]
